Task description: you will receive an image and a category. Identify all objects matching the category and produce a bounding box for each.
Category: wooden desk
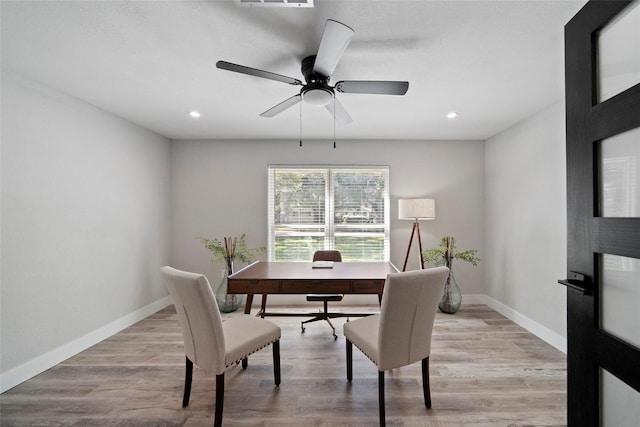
[227,261,398,316]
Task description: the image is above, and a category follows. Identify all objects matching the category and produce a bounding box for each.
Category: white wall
[170,139,485,305]
[0,73,171,390]
[484,101,567,340]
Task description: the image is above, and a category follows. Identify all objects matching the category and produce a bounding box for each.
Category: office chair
[301,250,344,339]
[344,266,449,427]
[160,266,281,427]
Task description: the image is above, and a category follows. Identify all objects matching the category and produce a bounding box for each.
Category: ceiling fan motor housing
[301,55,334,106]
[301,55,327,83]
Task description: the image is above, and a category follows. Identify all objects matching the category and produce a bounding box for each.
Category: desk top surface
[228,261,398,281]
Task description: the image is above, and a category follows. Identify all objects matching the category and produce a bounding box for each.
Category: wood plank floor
[0,304,567,426]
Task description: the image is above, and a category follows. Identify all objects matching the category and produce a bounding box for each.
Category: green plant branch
[422,236,480,267]
[200,234,266,265]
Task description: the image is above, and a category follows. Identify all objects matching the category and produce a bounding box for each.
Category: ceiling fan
[216,19,409,125]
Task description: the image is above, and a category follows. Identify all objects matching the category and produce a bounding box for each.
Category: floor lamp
[399,198,435,271]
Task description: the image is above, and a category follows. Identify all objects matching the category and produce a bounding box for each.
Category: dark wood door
[563,1,640,425]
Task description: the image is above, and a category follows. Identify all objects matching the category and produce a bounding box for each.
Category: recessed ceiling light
[447,112,458,119]
[189,111,201,118]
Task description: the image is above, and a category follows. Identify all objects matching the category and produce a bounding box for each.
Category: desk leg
[244,294,254,315]
[378,293,383,305]
[260,294,268,318]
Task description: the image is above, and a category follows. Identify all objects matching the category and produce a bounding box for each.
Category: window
[268,166,390,262]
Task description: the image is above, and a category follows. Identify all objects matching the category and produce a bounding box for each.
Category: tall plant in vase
[200,234,265,313]
[422,236,480,314]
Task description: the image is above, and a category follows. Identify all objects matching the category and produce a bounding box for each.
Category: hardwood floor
[0,304,567,426]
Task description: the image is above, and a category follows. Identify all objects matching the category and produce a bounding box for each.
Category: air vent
[236,0,313,7]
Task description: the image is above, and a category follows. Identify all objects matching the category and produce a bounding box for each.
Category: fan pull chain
[299,98,303,147]
[333,94,337,149]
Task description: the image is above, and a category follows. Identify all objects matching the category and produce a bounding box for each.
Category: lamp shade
[398,198,435,220]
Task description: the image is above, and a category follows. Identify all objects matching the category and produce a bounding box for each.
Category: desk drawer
[281,280,350,294]
[352,279,385,293]
[228,279,280,294]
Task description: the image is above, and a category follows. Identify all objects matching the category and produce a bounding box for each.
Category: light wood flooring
[0,304,567,426]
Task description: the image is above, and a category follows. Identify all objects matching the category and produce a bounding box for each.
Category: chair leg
[182,356,193,408]
[214,373,224,427]
[346,339,353,382]
[422,357,432,408]
[242,357,248,369]
[323,300,338,338]
[302,299,341,338]
[378,370,386,427]
[301,315,324,333]
[325,317,338,339]
[272,339,281,386]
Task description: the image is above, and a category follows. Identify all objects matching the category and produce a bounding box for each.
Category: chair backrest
[313,250,342,262]
[377,266,449,371]
[160,266,226,374]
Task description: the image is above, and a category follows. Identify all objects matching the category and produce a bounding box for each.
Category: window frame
[267,165,390,262]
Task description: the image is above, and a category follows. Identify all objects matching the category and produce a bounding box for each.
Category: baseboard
[463,294,567,354]
[0,296,172,393]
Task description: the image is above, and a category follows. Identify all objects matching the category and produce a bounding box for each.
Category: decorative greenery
[422,236,480,267]
[200,234,266,265]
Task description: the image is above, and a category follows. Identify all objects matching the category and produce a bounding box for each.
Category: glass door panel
[600,368,640,426]
[597,0,640,103]
[600,254,640,349]
[599,127,640,217]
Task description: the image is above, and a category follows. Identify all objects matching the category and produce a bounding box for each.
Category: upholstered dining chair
[160,266,281,427]
[343,266,449,427]
[301,250,345,339]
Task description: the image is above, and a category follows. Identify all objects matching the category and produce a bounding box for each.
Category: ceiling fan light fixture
[302,87,333,106]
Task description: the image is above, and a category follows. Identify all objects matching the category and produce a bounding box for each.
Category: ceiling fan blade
[216,61,302,86]
[325,97,353,126]
[260,94,302,117]
[335,80,409,95]
[312,20,354,77]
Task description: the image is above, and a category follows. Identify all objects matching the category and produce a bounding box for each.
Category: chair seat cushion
[343,314,380,366]
[306,294,344,302]
[223,316,281,368]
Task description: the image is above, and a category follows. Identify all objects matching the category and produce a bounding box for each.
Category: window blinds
[268,166,390,262]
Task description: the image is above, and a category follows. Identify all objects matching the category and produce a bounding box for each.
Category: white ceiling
[1,0,586,141]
